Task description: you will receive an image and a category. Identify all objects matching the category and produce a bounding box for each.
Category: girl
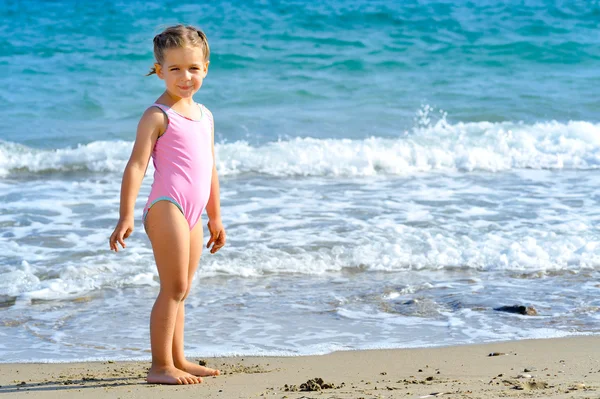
[109,25,225,385]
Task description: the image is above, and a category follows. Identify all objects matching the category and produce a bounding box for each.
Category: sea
[1,0,599,363]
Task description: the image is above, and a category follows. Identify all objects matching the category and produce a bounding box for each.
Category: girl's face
[155,46,209,99]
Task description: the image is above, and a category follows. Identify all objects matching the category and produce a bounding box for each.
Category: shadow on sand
[0,376,148,394]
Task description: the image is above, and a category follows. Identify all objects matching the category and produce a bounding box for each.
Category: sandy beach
[0,336,598,398]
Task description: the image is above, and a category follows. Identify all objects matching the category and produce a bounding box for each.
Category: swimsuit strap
[152,103,171,113]
[199,103,214,132]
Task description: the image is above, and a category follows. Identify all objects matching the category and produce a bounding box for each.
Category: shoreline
[0,336,598,398]
[1,333,596,364]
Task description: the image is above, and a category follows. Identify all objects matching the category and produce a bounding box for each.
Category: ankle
[150,361,175,370]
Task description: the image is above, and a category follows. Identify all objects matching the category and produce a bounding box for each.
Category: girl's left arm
[205,110,226,254]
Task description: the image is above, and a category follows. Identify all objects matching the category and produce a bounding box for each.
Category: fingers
[109,226,131,252]
[206,222,213,249]
[109,233,122,252]
[210,239,224,253]
[123,228,132,240]
[209,231,226,254]
[206,234,215,249]
[206,222,226,253]
[109,232,118,252]
[117,234,126,250]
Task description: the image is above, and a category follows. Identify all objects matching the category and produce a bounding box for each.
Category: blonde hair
[147,25,210,76]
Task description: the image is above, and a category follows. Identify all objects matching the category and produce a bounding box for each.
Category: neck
[162,90,195,106]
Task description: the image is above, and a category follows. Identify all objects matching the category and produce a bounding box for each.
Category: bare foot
[147,366,203,385]
[176,360,221,377]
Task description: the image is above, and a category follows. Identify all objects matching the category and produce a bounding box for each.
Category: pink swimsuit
[142,103,213,230]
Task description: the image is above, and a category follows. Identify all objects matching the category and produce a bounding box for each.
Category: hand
[109,218,134,252]
[206,219,226,254]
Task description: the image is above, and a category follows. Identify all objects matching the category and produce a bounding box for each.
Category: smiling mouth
[178,86,192,90]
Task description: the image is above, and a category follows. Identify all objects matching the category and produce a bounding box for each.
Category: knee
[181,286,192,301]
[161,279,188,302]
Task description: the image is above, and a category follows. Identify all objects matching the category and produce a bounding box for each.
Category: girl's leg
[172,220,221,377]
[145,201,201,385]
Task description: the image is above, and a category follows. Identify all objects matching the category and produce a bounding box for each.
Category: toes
[179,377,188,385]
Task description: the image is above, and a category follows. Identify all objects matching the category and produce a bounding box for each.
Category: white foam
[0,140,133,176]
[2,119,600,176]
[2,174,600,304]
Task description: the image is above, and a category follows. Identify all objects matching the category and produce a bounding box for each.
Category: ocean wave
[2,119,600,177]
[0,140,134,176]
[2,235,599,301]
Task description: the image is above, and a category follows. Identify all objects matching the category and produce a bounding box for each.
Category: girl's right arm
[109,107,165,252]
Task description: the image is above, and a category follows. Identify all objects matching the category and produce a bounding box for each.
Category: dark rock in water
[494,305,538,316]
[384,297,441,318]
[0,296,16,309]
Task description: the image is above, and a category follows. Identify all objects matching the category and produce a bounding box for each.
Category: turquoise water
[2,1,600,148]
[1,1,600,362]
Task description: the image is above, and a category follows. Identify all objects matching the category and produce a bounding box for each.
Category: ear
[155,63,164,79]
[203,61,210,77]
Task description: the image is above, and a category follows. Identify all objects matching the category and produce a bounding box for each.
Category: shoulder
[138,105,168,135]
[142,105,169,122]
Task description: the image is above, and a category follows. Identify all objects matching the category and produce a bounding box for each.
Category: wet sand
[0,336,598,398]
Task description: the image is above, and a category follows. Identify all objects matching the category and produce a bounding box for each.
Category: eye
[170,68,179,71]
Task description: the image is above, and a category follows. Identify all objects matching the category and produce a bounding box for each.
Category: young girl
[109,25,225,385]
